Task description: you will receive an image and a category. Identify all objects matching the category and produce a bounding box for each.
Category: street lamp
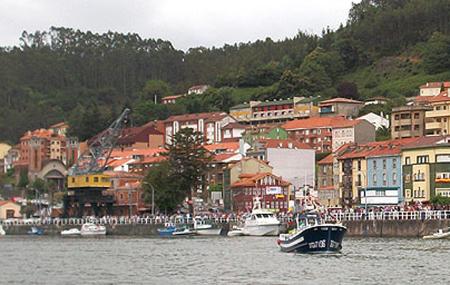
[143,182,155,216]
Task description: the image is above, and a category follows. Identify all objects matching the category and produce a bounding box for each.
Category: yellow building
[402,136,450,203]
[0,143,11,159]
[229,103,253,122]
[424,90,450,136]
[0,201,22,219]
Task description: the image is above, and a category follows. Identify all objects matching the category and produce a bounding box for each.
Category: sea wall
[343,219,450,237]
[2,220,450,237]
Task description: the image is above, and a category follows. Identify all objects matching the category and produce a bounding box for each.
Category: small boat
[80,223,106,236]
[193,218,221,236]
[227,226,244,237]
[172,227,196,236]
[28,226,44,236]
[0,225,5,236]
[423,228,450,240]
[242,197,280,236]
[277,211,347,254]
[61,228,81,236]
[157,223,177,237]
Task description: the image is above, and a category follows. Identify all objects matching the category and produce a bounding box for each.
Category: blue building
[364,146,403,206]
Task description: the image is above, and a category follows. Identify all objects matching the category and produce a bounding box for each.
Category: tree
[375,126,391,141]
[165,128,211,214]
[423,32,450,74]
[140,80,171,102]
[17,169,29,189]
[336,81,360,100]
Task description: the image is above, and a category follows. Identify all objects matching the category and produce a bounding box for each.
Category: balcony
[426,109,450,118]
[426,121,442,130]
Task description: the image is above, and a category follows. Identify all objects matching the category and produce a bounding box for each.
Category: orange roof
[162,94,183,100]
[259,138,312,150]
[420,82,443,89]
[332,119,364,129]
[231,172,291,188]
[130,156,167,165]
[204,142,240,152]
[282,116,350,130]
[165,112,228,123]
[107,158,134,168]
[444,82,450,89]
[319,98,363,105]
[212,152,241,163]
[0,200,17,207]
[318,153,333,165]
[20,129,54,140]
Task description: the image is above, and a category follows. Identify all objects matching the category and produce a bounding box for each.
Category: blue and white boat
[277,211,346,254]
[157,223,177,237]
[28,226,44,236]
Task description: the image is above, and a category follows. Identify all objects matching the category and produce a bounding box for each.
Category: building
[364,97,388,106]
[390,105,431,139]
[332,119,375,151]
[229,97,319,124]
[164,112,236,145]
[246,139,315,193]
[422,90,450,136]
[14,128,79,181]
[317,154,339,207]
[419,82,446,97]
[188,85,209,95]
[401,136,450,203]
[161,95,183,104]
[231,172,291,213]
[282,117,375,153]
[3,145,20,174]
[221,122,247,141]
[0,200,22,219]
[117,123,164,149]
[0,143,11,174]
[110,148,166,174]
[357,112,390,130]
[242,124,288,146]
[318,98,364,118]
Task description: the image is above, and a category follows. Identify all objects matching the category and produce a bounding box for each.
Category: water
[0,236,449,285]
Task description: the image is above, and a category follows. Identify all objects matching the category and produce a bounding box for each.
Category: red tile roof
[420,82,443,89]
[332,119,364,129]
[165,112,228,123]
[204,142,240,152]
[231,172,290,188]
[318,153,333,165]
[282,116,352,130]
[222,122,247,129]
[319,97,363,105]
[212,153,241,163]
[162,95,183,100]
[110,148,166,159]
[414,91,450,103]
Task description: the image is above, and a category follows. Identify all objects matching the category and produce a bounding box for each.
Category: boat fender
[276,239,281,245]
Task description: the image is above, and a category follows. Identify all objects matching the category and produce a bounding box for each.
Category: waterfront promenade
[2,210,450,237]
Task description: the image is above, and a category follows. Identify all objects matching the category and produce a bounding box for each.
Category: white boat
[193,218,222,236]
[0,225,5,236]
[227,226,244,237]
[172,227,196,236]
[80,223,106,236]
[61,228,81,236]
[423,228,450,240]
[242,197,280,236]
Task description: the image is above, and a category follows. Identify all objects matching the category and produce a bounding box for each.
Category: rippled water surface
[1,236,450,284]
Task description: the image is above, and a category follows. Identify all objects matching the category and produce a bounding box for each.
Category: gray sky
[0,0,359,50]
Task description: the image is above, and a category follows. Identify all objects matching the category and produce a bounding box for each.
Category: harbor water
[0,236,449,285]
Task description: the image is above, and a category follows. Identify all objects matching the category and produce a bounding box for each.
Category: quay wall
[2,220,450,237]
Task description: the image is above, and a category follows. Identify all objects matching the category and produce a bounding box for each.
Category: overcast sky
[0,0,360,50]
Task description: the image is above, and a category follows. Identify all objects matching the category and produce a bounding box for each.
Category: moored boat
[172,227,196,236]
[80,223,106,236]
[227,226,244,237]
[423,228,450,240]
[0,225,5,236]
[277,211,346,254]
[193,218,221,236]
[61,228,81,236]
[242,197,280,236]
[157,223,177,237]
[28,226,44,236]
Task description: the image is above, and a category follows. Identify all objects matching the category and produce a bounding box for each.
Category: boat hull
[243,224,280,236]
[278,225,346,253]
[196,228,222,236]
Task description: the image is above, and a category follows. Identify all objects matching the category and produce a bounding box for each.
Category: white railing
[331,210,450,221]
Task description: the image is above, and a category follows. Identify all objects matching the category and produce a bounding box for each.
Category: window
[357,160,361,171]
[383,159,387,170]
[414,113,420,119]
[393,172,397,185]
[373,174,377,186]
[85,177,89,183]
[395,114,399,120]
[94,177,99,183]
[373,160,377,170]
[383,173,387,186]
[393,158,397,169]
[417,155,429,164]
[405,157,411,165]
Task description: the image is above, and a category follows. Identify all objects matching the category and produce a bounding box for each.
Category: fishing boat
[227,226,244,237]
[193,218,221,236]
[28,226,44,235]
[0,225,5,236]
[172,227,196,236]
[423,228,450,240]
[277,211,346,254]
[61,228,81,236]
[157,223,177,237]
[80,223,106,236]
[242,197,280,236]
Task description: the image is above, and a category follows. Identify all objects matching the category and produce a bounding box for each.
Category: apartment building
[390,105,431,139]
[318,97,364,118]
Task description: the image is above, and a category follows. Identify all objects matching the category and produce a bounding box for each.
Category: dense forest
[0,0,449,143]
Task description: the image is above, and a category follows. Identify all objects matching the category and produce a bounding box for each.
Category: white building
[357,112,390,130]
[188,85,209,95]
[332,119,376,151]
